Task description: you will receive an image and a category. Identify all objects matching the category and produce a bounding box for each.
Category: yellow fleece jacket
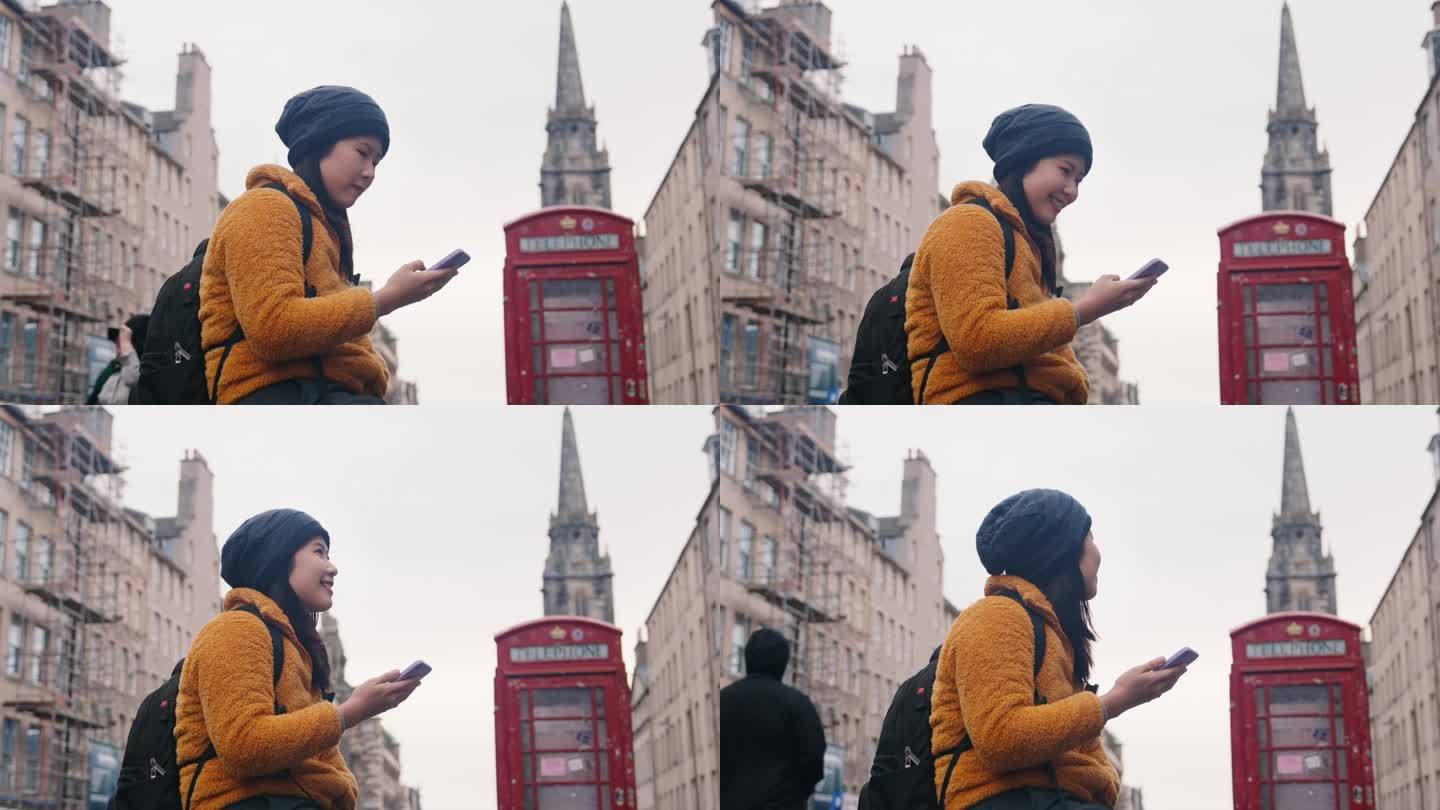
[906,182,1089,405]
[175,588,358,810]
[199,165,388,403]
[931,576,1119,808]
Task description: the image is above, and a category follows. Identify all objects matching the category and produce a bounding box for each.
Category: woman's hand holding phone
[1075,274,1159,327]
[1100,652,1191,721]
[374,257,462,317]
[338,668,423,730]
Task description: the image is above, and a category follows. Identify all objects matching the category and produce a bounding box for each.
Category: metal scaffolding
[0,5,141,404]
[715,2,865,405]
[1,412,133,809]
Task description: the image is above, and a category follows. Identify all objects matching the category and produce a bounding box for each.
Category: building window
[0,718,14,790]
[718,422,737,477]
[747,221,767,280]
[25,219,44,278]
[743,321,760,387]
[5,209,19,273]
[22,724,37,793]
[711,604,726,653]
[757,134,773,179]
[33,132,46,178]
[27,626,44,685]
[725,212,743,274]
[0,17,12,74]
[34,537,48,584]
[719,314,736,391]
[13,522,28,581]
[732,118,750,178]
[761,536,777,583]
[5,616,22,677]
[740,33,754,86]
[737,521,754,580]
[729,614,749,675]
[716,506,731,574]
[8,116,25,177]
[19,321,35,386]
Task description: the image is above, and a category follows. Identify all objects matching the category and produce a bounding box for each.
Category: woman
[906,105,1157,405]
[175,509,421,809]
[199,86,458,404]
[931,490,1187,809]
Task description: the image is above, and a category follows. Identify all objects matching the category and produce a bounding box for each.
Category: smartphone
[1160,647,1198,670]
[428,249,471,272]
[1129,258,1169,281]
[397,660,432,681]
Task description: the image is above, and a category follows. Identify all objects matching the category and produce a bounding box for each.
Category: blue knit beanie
[975,489,1092,581]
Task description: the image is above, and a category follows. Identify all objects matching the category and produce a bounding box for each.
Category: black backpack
[838,199,1016,406]
[857,589,1046,810]
[110,603,285,810]
[130,184,315,405]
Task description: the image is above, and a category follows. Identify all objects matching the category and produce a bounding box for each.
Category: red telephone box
[494,617,637,810]
[502,207,649,405]
[1230,613,1375,810]
[1217,212,1360,405]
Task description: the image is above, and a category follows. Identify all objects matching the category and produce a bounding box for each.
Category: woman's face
[287,536,338,613]
[318,135,384,209]
[1078,532,1101,600]
[1022,154,1087,225]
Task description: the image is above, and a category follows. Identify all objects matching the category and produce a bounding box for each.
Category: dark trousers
[233,378,385,405]
[970,788,1111,810]
[955,388,1059,405]
[224,797,322,810]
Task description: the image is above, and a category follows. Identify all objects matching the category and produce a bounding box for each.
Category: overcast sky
[838,405,1440,810]
[99,0,1429,404]
[111,405,714,809]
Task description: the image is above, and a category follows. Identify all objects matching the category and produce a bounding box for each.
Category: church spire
[1280,407,1312,517]
[1276,3,1308,115]
[541,1,612,209]
[557,407,590,521]
[555,2,587,114]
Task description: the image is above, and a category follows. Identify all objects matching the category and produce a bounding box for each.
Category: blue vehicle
[811,744,847,810]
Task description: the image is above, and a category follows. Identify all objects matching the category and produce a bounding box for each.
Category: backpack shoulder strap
[263,182,313,268]
[992,588,1045,677]
[966,198,1016,284]
[230,603,285,695]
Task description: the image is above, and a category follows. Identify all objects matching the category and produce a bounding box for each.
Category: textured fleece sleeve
[214,190,377,362]
[948,599,1106,773]
[923,206,1078,373]
[191,612,343,778]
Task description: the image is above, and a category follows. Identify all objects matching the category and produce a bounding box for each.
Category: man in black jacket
[720,628,827,810]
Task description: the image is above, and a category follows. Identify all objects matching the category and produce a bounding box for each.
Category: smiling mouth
[1050,195,1067,212]
[321,580,334,593]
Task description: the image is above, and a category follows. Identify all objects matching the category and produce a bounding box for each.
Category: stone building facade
[640,0,944,404]
[0,406,219,807]
[0,1,223,403]
[1366,409,1440,810]
[1352,3,1440,405]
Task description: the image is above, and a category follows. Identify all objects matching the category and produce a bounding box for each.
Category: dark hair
[997,168,1059,296]
[292,148,357,284]
[1036,558,1097,686]
[264,564,331,692]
